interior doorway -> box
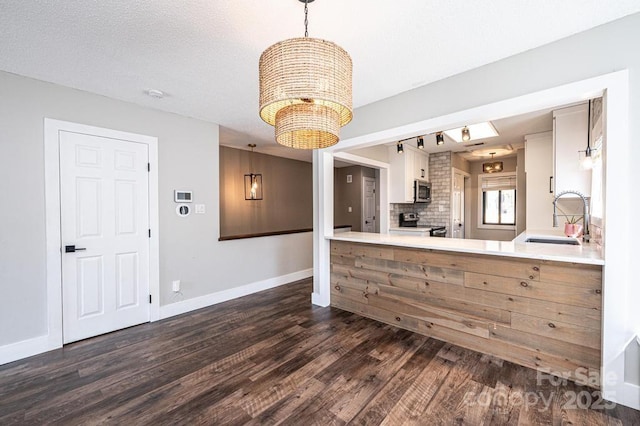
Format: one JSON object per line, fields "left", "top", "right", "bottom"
{"left": 333, "top": 162, "right": 380, "bottom": 232}
{"left": 59, "top": 130, "right": 151, "bottom": 343}
{"left": 44, "top": 119, "right": 160, "bottom": 348}
{"left": 362, "top": 176, "right": 376, "bottom": 232}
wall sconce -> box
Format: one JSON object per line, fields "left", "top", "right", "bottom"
{"left": 397, "top": 142, "right": 404, "bottom": 154}
{"left": 482, "top": 152, "right": 503, "bottom": 173}
{"left": 244, "top": 144, "right": 263, "bottom": 200}
{"left": 436, "top": 132, "right": 444, "bottom": 146}
{"left": 461, "top": 126, "right": 471, "bottom": 142}
{"left": 417, "top": 136, "right": 424, "bottom": 149}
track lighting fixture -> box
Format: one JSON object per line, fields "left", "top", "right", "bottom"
{"left": 461, "top": 126, "right": 471, "bottom": 142}
{"left": 397, "top": 142, "right": 404, "bottom": 154}
{"left": 417, "top": 136, "right": 424, "bottom": 149}
{"left": 436, "top": 132, "right": 444, "bottom": 146}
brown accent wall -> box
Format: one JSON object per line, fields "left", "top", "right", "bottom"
{"left": 334, "top": 166, "right": 378, "bottom": 232}
{"left": 219, "top": 146, "right": 312, "bottom": 238}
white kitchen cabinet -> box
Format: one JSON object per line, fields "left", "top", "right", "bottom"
{"left": 553, "top": 103, "right": 591, "bottom": 197}
{"left": 525, "top": 132, "right": 555, "bottom": 229}
{"left": 416, "top": 151, "right": 429, "bottom": 180}
{"left": 388, "top": 146, "right": 429, "bottom": 203}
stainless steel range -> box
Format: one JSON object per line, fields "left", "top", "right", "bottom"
{"left": 399, "top": 212, "right": 447, "bottom": 237}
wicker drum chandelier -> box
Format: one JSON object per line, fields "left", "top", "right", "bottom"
{"left": 259, "top": 0, "right": 353, "bottom": 149}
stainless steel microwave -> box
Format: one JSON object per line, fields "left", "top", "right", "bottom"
{"left": 414, "top": 179, "right": 431, "bottom": 203}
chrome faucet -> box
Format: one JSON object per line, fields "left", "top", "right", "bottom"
{"left": 553, "top": 190, "right": 590, "bottom": 243}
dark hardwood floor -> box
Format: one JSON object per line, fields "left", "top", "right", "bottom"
{"left": 1, "top": 279, "right": 638, "bottom": 425}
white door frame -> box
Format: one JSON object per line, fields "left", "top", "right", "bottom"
{"left": 361, "top": 176, "right": 376, "bottom": 232}
{"left": 44, "top": 119, "right": 160, "bottom": 350}
{"left": 450, "top": 167, "right": 470, "bottom": 238}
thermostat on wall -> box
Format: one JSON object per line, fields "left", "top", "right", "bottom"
{"left": 174, "top": 190, "right": 193, "bottom": 203}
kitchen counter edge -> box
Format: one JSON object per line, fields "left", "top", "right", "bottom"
{"left": 326, "top": 231, "right": 604, "bottom": 265}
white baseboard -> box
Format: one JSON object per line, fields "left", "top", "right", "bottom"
{"left": 311, "top": 291, "right": 330, "bottom": 307}
{"left": 0, "top": 334, "right": 57, "bottom": 366}
{"left": 607, "top": 382, "right": 640, "bottom": 411}
{"left": 159, "top": 268, "right": 313, "bottom": 320}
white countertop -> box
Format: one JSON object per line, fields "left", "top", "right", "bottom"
{"left": 327, "top": 230, "right": 604, "bottom": 265}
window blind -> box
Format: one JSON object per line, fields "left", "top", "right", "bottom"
{"left": 481, "top": 175, "right": 516, "bottom": 191}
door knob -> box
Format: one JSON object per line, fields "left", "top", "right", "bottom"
{"left": 65, "top": 245, "right": 87, "bottom": 253}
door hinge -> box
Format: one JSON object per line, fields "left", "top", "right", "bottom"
{"left": 147, "top": 162, "right": 150, "bottom": 172}
{"left": 149, "top": 294, "right": 152, "bottom": 304}
{"left": 148, "top": 229, "right": 151, "bottom": 238}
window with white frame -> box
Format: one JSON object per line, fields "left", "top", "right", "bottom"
{"left": 478, "top": 173, "right": 516, "bottom": 227}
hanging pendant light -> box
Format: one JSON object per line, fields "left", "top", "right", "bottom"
{"left": 580, "top": 100, "right": 595, "bottom": 170}
{"left": 482, "top": 152, "right": 503, "bottom": 173}
{"left": 244, "top": 144, "right": 263, "bottom": 200}
{"left": 259, "top": 0, "right": 353, "bottom": 149}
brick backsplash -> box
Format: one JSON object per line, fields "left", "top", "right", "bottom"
{"left": 390, "top": 151, "right": 452, "bottom": 235}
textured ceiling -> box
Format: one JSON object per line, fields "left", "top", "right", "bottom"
{"left": 1, "top": 1, "right": 639, "bottom": 161}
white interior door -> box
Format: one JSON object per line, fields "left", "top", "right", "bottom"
{"left": 362, "top": 177, "right": 376, "bottom": 232}
{"left": 59, "top": 130, "right": 150, "bottom": 343}
{"left": 452, "top": 171, "right": 465, "bottom": 239}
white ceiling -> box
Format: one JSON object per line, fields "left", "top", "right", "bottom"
{"left": 345, "top": 106, "right": 557, "bottom": 166}
{"left": 1, "top": 1, "right": 638, "bottom": 162}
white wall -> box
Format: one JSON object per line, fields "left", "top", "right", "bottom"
{"left": 0, "top": 71, "right": 312, "bottom": 349}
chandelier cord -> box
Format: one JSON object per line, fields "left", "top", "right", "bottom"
{"left": 303, "top": 0, "right": 309, "bottom": 37}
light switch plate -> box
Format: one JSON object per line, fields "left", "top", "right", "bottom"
{"left": 195, "top": 204, "right": 205, "bottom": 214}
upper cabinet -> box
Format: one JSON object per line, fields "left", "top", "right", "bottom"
{"left": 416, "top": 152, "right": 429, "bottom": 180}
{"left": 553, "top": 104, "right": 591, "bottom": 197}
{"left": 387, "top": 145, "right": 429, "bottom": 203}
{"left": 525, "top": 132, "right": 554, "bottom": 229}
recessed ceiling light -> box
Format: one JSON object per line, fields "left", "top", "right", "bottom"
{"left": 470, "top": 147, "right": 513, "bottom": 158}
{"left": 444, "top": 122, "right": 499, "bottom": 143}
{"left": 146, "top": 89, "right": 165, "bottom": 99}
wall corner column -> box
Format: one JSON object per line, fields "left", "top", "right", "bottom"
{"left": 312, "top": 150, "right": 333, "bottom": 307}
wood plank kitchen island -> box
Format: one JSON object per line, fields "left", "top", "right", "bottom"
{"left": 329, "top": 232, "right": 604, "bottom": 387}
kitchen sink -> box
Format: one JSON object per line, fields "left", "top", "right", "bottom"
{"left": 525, "top": 237, "right": 580, "bottom": 245}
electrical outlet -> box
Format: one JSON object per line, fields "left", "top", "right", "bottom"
{"left": 172, "top": 280, "right": 181, "bottom": 292}
{"left": 438, "top": 205, "right": 444, "bottom": 212}
{"left": 195, "top": 204, "right": 205, "bottom": 214}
